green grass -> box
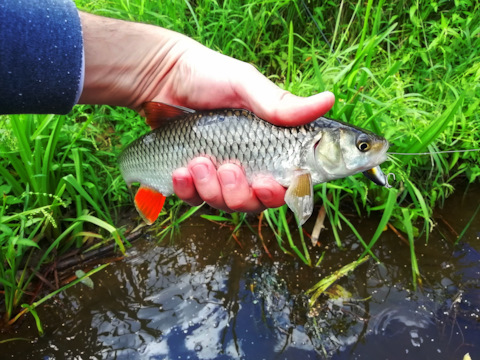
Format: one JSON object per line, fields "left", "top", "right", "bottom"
{"left": 1, "top": 0, "right": 479, "bottom": 331}
{"left": 0, "top": 109, "right": 128, "bottom": 325}
{"left": 78, "top": 0, "right": 479, "bottom": 292}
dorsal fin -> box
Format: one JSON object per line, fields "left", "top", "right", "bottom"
{"left": 143, "top": 101, "right": 196, "bottom": 129}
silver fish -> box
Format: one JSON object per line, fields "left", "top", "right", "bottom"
{"left": 119, "top": 102, "right": 390, "bottom": 225}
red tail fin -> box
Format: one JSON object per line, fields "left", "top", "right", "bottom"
{"left": 134, "top": 186, "right": 166, "bottom": 225}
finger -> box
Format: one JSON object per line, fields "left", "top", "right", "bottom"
{"left": 237, "top": 66, "right": 335, "bottom": 126}
{"left": 172, "top": 167, "right": 203, "bottom": 206}
{"left": 252, "top": 176, "right": 287, "bottom": 209}
{"left": 262, "top": 91, "right": 336, "bottom": 126}
{"left": 218, "top": 164, "right": 265, "bottom": 213}
{"left": 187, "top": 157, "right": 230, "bottom": 212}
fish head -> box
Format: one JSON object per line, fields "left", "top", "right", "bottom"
{"left": 311, "top": 121, "right": 389, "bottom": 181}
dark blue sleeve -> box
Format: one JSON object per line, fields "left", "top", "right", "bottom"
{"left": 0, "top": 0, "right": 84, "bottom": 115}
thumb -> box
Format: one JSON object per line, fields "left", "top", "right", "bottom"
{"left": 257, "top": 90, "right": 336, "bottom": 126}
{"left": 237, "top": 68, "right": 335, "bottom": 126}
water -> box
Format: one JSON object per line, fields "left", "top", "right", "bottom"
{"left": 2, "top": 185, "right": 480, "bottom": 359}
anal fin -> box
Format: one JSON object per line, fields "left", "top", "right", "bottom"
{"left": 284, "top": 169, "right": 314, "bottom": 226}
{"left": 134, "top": 185, "right": 166, "bottom": 225}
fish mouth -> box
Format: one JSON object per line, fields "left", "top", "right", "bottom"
{"left": 358, "top": 140, "right": 390, "bottom": 184}
{"left": 363, "top": 139, "right": 393, "bottom": 187}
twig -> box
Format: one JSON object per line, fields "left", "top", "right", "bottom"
{"left": 387, "top": 222, "right": 409, "bottom": 246}
{"left": 54, "top": 260, "right": 59, "bottom": 290}
{"left": 56, "top": 230, "right": 143, "bottom": 270}
{"left": 231, "top": 233, "right": 244, "bottom": 249}
{"left": 437, "top": 215, "right": 459, "bottom": 239}
{"left": 257, "top": 212, "right": 273, "bottom": 259}
{"left": 30, "top": 267, "right": 56, "bottom": 291}
{"left": 311, "top": 194, "right": 332, "bottom": 246}
{"left": 59, "top": 256, "right": 124, "bottom": 285}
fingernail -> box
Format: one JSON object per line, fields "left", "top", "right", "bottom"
{"left": 219, "top": 169, "right": 236, "bottom": 187}
{"left": 173, "top": 176, "right": 188, "bottom": 188}
{"left": 191, "top": 164, "right": 209, "bottom": 180}
{"left": 255, "top": 189, "right": 272, "bottom": 201}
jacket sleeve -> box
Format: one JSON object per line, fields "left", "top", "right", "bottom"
{"left": 0, "top": 0, "right": 84, "bottom": 114}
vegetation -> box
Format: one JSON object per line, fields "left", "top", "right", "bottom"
{"left": 1, "top": 0, "right": 479, "bottom": 331}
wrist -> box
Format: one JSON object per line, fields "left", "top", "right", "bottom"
{"left": 78, "top": 12, "right": 191, "bottom": 110}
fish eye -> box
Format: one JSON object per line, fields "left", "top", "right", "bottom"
{"left": 357, "top": 141, "right": 371, "bottom": 152}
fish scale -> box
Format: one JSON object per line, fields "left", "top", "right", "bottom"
{"left": 120, "top": 110, "right": 316, "bottom": 196}
{"left": 119, "top": 102, "right": 390, "bottom": 225}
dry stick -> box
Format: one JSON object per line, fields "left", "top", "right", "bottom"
{"left": 257, "top": 212, "right": 273, "bottom": 259}
{"left": 311, "top": 193, "right": 333, "bottom": 246}
{"left": 59, "top": 256, "right": 124, "bottom": 286}
{"left": 54, "top": 261, "right": 60, "bottom": 290}
{"left": 437, "top": 215, "right": 459, "bottom": 239}
{"left": 387, "top": 222, "right": 409, "bottom": 246}
{"left": 302, "top": 228, "right": 312, "bottom": 240}
{"left": 231, "top": 233, "right": 244, "bottom": 249}
{"left": 30, "top": 267, "right": 56, "bottom": 291}
{"left": 55, "top": 230, "right": 143, "bottom": 270}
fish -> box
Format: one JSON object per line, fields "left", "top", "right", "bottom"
{"left": 119, "top": 102, "right": 390, "bottom": 225}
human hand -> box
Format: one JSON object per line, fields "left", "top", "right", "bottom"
{"left": 172, "top": 158, "right": 289, "bottom": 213}
{"left": 78, "top": 12, "right": 335, "bottom": 212}
{"left": 162, "top": 41, "right": 334, "bottom": 212}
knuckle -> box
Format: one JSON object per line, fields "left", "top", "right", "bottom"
{"left": 185, "top": 198, "right": 203, "bottom": 207}
{"left": 225, "top": 199, "right": 248, "bottom": 212}
{"left": 202, "top": 192, "right": 223, "bottom": 204}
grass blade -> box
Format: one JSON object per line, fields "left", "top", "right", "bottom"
{"left": 407, "top": 92, "right": 465, "bottom": 153}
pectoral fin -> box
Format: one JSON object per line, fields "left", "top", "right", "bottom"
{"left": 134, "top": 185, "right": 166, "bottom": 225}
{"left": 284, "top": 169, "right": 314, "bottom": 226}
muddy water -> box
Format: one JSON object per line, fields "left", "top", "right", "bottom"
{"left": 3, "top": 184, "right": 480, "bottom": 359}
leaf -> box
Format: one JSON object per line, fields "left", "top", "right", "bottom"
{"left": 21, "top": 305, "right": 44, "bottom": 336}
{"left": 0, "top": 337, "right": 30, "bottom": 344}
{"left": 402, "top": 208, "right": 420, "bottom": 288}
{"left": 62, "top": 175, "right": 108, "bottom": 220}
{"left": 326, "top": 284, "right": 353, "bottom": 300}
{"left": 0, "top": 224, "right": 13, "bottom": 236}
{"left": 0, "top": 184, "right": 12, "bottom": 195}
{"left": 75, "top": 270, "right": 94, "bottom": 289}
{"left": 14, "top": 238, "right": 40, "bottom": 249}
{"left": 76, "top": 215, "right": 125, "bottom": 254}
{"left": 306, "top": 256, "right": 370, "bottom": 307}
{"left": 201, "top": 214, "right": 231, "bottom": 222}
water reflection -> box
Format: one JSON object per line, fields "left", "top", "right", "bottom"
{"left": 75, "top": 236, "right": 480, "bottom": 360}
{"left": 83, "top": 236, "right": 319, "bottom": 359}
{"left": 2, "top": 186, "right": 480, "bottom": 359}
